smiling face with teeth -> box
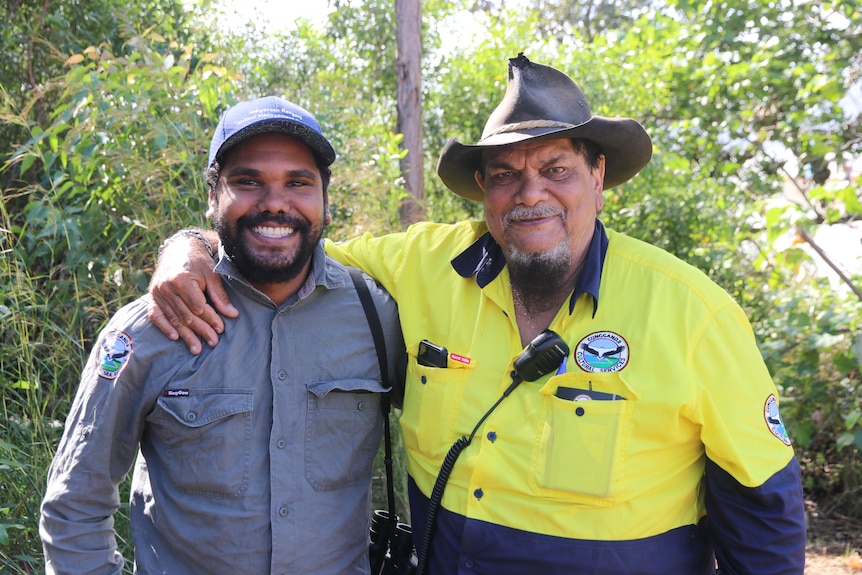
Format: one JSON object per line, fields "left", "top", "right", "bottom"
{"left": 207, "top": 133, "right": 331, "bottom": 304}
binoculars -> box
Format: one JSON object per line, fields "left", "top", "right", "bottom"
{"left": 369, "top": 509, "right": 418, "bottom": 575}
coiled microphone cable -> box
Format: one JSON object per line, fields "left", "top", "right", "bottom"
{"left": 414, "top": 330, "right": 569, "bottom": 575}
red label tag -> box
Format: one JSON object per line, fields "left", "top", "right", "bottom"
{"left": 449, "top": 353, "right": 471, "bottom": 365}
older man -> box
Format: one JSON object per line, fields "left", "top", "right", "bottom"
{"left": 149, "top": 54, "right": 806, "bottom": 574}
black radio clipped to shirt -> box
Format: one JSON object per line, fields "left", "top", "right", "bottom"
{"left": 417, "top": 340, "right": 448, "bottom": 368}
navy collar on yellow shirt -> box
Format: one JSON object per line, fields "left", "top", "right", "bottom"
{"left": 450, "top": 219, "right": 608, "bottom": 316}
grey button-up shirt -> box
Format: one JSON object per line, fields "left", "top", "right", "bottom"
{"left": 40, "top": 241, "right": 402, "bottom": 575}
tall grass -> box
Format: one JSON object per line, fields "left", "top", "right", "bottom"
{"left": 0, "top": 204, "right": 123, "bottom": 573}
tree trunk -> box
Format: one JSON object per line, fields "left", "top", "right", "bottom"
{"left": 395, "top": 0, "right": 425, "bottom": 226}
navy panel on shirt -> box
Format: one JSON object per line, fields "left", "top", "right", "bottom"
{"left": 408, "top": 477, "right": 716, "bottom": 575}
{"left": 705, "top": 457, "right": 806, "bottom": 575}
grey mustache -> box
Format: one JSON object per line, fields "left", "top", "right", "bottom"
{"left": 504, "top": 206, "right": 563, "bottom": 225}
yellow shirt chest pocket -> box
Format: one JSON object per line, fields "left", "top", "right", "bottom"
{"left": 401, "top": 342, "right": 475, "bottom": 464}
{"left": 529, "top": 372, "right": 635, "bottom": 502}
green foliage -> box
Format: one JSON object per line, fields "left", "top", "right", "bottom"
{"left": 759, "top": 289, "right": 862, "bottom": 516}
{"left": 1, "top": 0, "right": 861, "bottom": 571}
{"left": 0, "top": 18, "right": 233, "bottom": 573}
{"left": 527, "top": 0, "right": 646, "bottom": 41}
{"left": 0, "top": 0, "right": 203, "bottom": 186}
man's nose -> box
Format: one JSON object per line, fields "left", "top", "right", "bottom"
{"left": 515, "top": 172, "right": 549, "bottom": 206}
{"left": 258, "top": 185, "right": 292, "bottom": 213}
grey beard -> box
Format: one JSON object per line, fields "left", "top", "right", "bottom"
{"left": 507, "top": 241, "right": 572, "bottom": 314}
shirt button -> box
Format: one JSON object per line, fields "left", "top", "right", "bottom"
{"left": 576, "top": 407, "right": 585, "bottom": 416}
{"left": 277, "top": 370, "right": 287, "bottom": 380}
{"left": 277, "top": 439, "right": 286, "bottom": 449}
{"left": 421, "top": 375, "right": 427, "bottom": 384}
{"left": 357, "top": 401, "right": 366, "bottom": 411}
{"left": 473, "top": 488, "right": 483, "bottom": 499}
{"left": 465, "top": 559, "right": 475, "bottom": 568}
{"left": 185, "top": 412, "right": 197, "bottom": 422}
{"left": 486, "top": 431, "right": 497, "bottom": 442}
{"left": 278, "top": 506, "right": 288, "bottom": 517}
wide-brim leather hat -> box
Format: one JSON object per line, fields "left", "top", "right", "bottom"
{"left": 437, "top": 53, "right": 652, "bottom": 202}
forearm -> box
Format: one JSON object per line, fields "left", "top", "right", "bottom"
{"left": 157, "top": 227, "right": 217, "bottom": 262}
{"left": 41, "top": 419, "right": 126, "bottom": 573}
{"left": 705, "top": 457, "right": 806, "bottom": 574}
{"left": 41, "top": 503, "right": 124, "bottom": 575}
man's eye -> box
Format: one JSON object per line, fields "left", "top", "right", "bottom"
{"left": 545, "top": 167, "right": 568, "bottom": 179}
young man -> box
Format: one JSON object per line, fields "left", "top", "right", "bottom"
{"left": 149, "top": 56, "right": 806, "bottom": 574}
{"left": 40, "top": 96, "right": 402, "bottom": 575}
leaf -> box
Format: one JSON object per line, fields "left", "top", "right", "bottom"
{"left": 19, "top": 152, "right": 37, "bottom": 174}
{"left": 65, "top": 53, "right": 85, "bottom": 66}
{"left": 834, "top": 352, "right": 857, "bottom": 374}
{"left": 810, "top": 332, "right": 845, "bottom": 349}
{"left": 837, "top": 432, "right": 856, "bottom": 450}
{"left": 841, "top": 186, "right": 862, "bottom": 216}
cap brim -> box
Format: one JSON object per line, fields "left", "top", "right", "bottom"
{"left": 437, "top": 117, "right": 652, "bottom": 202}
{"left": 215, "top": 119, "right": 336, "bottom": 167}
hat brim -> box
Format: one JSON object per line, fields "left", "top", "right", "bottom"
{"left": 437, "top": 116, "right": 652, "bottom": 202}
{"left": 214, "top": 119, "right": 336, "bottom": 167}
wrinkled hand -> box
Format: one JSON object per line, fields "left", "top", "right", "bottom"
{"left": 147, "top": 232, "right": 237, "bottom": 354}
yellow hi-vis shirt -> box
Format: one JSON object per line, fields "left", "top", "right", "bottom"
{"left": 326, "top": 219, "right": 803, "bottom": 572}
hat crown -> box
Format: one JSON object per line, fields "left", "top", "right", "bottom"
{"left": 481, "top": 53, "right": 592, "bottom": 141}
{"left": 436, "top": 53, "right": 652, "bottom": 202}
{"left": 208, "top": 96, "right": 335, "bottom": 167}
{"left": 221, "top": 96, "right": 321, "bottom": 135}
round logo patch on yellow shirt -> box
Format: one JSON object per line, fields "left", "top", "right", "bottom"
{"left": 574, "top": 331, "right": 630, "bottom": 373}
{"left": 765, "top": 394, "right": 792, "bottom": 445}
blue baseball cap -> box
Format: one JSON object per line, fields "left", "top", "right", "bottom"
{"left": 208, "top": 96, "right": 336, "bottom": 168}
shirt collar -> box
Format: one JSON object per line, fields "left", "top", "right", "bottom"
{"left": 450, "top": 220, "right": 608, "bottom": 316}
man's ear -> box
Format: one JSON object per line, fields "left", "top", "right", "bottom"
{"left": 474, "top": 170, "right": 485, "bottom": 192}
{"left": 205, "top": 188, "right": 217, "bottom": 218}
{"left": 593, "top": 155, "right": 606, "bottom": 212}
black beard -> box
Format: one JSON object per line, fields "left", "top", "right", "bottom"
{"left": 214, "top": 213, "right": 325, "bottom": 285}
{"left": 507, "top": 243, "right": 573, "bottom": 314}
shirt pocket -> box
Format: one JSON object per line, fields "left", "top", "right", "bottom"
{"left": 400, "top": 353, "right": 473, "bottom": 464}
{"left": 305, "top": 379, "right": 385, "bottom": 491}
{"left": 152, "top": 389, "right": 254, "bottom": 498}
{"left": 529, "top": 372, "right": 635, "bottom": 502}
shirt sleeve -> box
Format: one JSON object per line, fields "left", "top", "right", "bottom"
{"left": 706, "top": 457, "right": 806, "bottom": 575}
{"left": 40, "top": 304, "right": 163, "bottom": 575}
{"left": 324, "top": 231, "right": 408, "bottom": 299}
{"left": 691, "top": 303, "right": 806, "bottom": 574}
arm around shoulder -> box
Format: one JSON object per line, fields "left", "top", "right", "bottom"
{"left": 148, "top": 228, "right": 236, "bottom": 354}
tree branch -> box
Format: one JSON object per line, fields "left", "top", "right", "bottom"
{"left": 797, "top": 226, "right": 862, "bottom": 302}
